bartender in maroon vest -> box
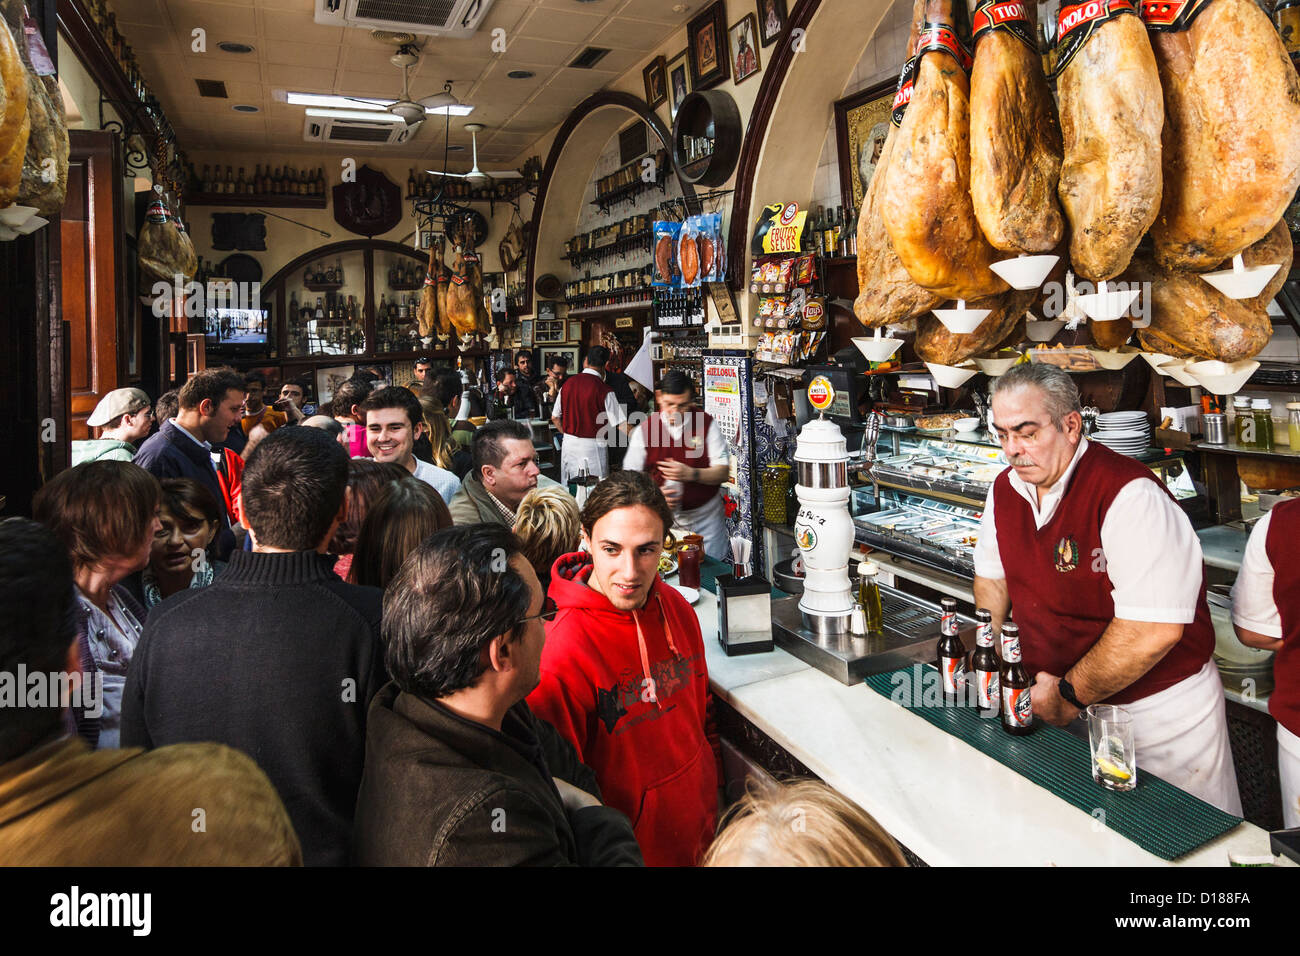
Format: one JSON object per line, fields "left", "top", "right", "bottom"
{"left": 551, "top": 345, "right": 628, "bottom": 483}
{"left": 1231, "top": 496, "right": 1300, "bottom": 826}
{"left": 623, "top": 370, "right": 731, "bottom": 560}
{"left": 972, "top": 364, "right": 1240, "bottom": 813}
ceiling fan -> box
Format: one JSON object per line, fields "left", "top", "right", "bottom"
{"left": 429, "top": 124, "right": 524, "bottom": 188}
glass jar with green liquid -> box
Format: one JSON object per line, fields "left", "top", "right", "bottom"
{"left": 857, "top": 560, "right": 884, "bottom": 635}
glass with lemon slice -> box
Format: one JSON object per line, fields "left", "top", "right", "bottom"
{"left": 1087, "top": 704, "right": 1137, "bottom": 792}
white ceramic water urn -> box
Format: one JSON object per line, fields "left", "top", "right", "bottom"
{"left": 793, "top": 412, "right": 855, "bottom": 634}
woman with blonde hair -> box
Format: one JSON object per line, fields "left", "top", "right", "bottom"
{"left": 417, "top": 394, "right": 471, "bottom": 478}
{"left": 512, "top": 485, "right": 581, "bottom": 591}
{"left": 703, "top": 779, "right": 907, "bottom": 867}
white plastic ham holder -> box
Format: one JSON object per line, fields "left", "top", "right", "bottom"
{"left": 1159, "top": 360, "right": 1201, "bottom": 387}
{"left": 931, "top": 300, "right": 991, "bottom": 334}
{"left": 851, "top": 327, "right": 903, "bottom": 363}
{"left": 1139, "top": 351, "right": 1179, "bottom": 376}
{"left": 924, "top": 361, "right": 978, "bottom": 388}
{"left": 1184, "top": 359, "right": 1260, "bottom": 395}
{"left": 0, "top": 205, "right": 38, "bottom": 228}
{"left": 1076, "top": 277, "right": 1140, "bottom": 323}
{"left": 1201, "top": 253, "right": 1281, "bottom": 300}
{"left": 973, "top": 351, "right": 1021, "bottom": 377}
{"left": 1087, "top": 345, "right": 1141, "bottom": 371}
{"left": 989, "top": 253, "right": 1059, "bottom": 291}
{"left": 1025, "top": 315, "right": 1067, "bottom": 342}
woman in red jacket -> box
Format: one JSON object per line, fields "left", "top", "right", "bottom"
{"left": 528, "top": 470, "right": 720, "bottom": 866}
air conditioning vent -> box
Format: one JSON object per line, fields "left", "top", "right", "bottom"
{"left": 568, "top": 46, "right": 611, "bottom": 69}
{"left": 303, "top": 116, "right": 415, "bottom": 146}
{"left": 314, "top": 0, "right": 495, "bottom": 38}
{"left": 196, "top": 79, "right": 228, "bottom": 98}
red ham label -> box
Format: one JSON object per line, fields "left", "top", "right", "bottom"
{"left": 914, "top": 23, "right": 973, "bottom": 73}
{"left": 972, "top": 0, "right": 1038, "bottom": 49}
{"left": 1054, "top": 0, "right": 1139, "bottom": 76}
{"left": 890, "top": 55, "right": 918, "bottom": 126}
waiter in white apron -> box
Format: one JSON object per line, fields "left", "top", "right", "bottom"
{"left": 972, "top": 363, "right": 1241, "bottom": 814}
{"left": 551, "top": 345, "right": 627, "bottom": 484}
{"left": 623, "top": 369, "right": 731, "bottom": 561}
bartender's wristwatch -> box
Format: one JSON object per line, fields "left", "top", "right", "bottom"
{"left": 1058, "top": 677, "right": 1087, "bottom": 712}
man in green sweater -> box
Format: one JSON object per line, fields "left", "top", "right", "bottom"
{"left": 71, "top": 388, "right": 154, "bottom": 465}
{"left": 448, "top": 419, "right": 563, "bottom": 527}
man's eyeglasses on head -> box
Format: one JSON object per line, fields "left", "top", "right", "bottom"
{"left": 517, "top": 596, "right": 558, "bottom": 626}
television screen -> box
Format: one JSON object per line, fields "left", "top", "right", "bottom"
{"left": 206, "top": 308, "right": 268, "bottom": 346}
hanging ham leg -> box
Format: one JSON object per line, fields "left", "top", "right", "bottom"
{"left": 417, "top": 244, "right": 438, "bottom": 340}
{"left": 444, "top": 244, "right": 482, "bottom": 349}
{"left": 881, "top": 0, "right": 1008, "bottom": 301}
{"left": 1056, "top": 6, "right": 1163, "bottom": 281}
{"left": 1149, "top": 0, "right": 1300, "bottom": 270}
{"left": 968, "top": 0, "right": 1063, "bottom": 253}
{"left": 853, "top": 7, "right": 942, "bottom": 328}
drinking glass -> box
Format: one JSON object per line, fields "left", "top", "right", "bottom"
{"left": 677, "top": 534, "right": 703, "bottom": 590}
{"left": 1087, "top": 704, "right": 1137, "bottom": 792}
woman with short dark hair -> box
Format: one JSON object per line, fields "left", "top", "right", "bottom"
{"left": 125, "top": 478, "right": 225, "bottom": 611}
{"left": 32, "top": 461, "right": 162, "bottom": 748}
{"left": 349, "top": 476, "right": 453, "bottom": 590}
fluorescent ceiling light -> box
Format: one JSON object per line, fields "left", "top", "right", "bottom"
{"left": 288, "top": 90, "right": 473, "bottom": 116}
{"left": 305, "top": 107, "right": 407, "bottom": 123}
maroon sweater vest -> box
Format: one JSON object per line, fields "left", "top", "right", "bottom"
{"left": 992, "top": 441, "right": 1213, "bottom": 705}
{"left": 1265, "top": 498, "right": 1300, "bottom": 737}
{"left": 642, "top": 409, "right": 717, "bottom": 511}
{"left": 559, "top": 372, "right": 612, "bottom": 439}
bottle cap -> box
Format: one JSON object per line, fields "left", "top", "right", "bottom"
{"left": 1251, "top": 398, "right": 1271, "bottom": 410}
{"left": 858, "top": 560, "right": 878, "bottom": 576}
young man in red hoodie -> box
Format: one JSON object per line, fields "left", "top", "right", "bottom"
{"left": 528, "top": 470, "right": 720, "bottom": 866}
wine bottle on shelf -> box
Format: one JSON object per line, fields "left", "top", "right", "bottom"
{"left": 336, "top": 259, "right": 344, "bottom": 285}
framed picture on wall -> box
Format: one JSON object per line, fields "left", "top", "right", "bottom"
{"left": 834, "top": 78, "right": 896, "bottom": 213}
{"left": 567, "top": 319, "right": 582, "bottom": 343}
{"left": 316, "top": 364, "right": 356, "bottom": 409}
{"left": 667, "top": 50, "right": 691, "bottom": 119}
{"left": 687, "top": 1, "right": 730, "bottom": 91}
{"left": 542, "top": 346, "right": 580, "bottom": 376}
{"left": 728, "top": 14, "right": 762, "bottom": 84}
{"left": 756, "top": 0, "right": 788, "bottom": 46}
{"left": 643, "top": 56, "right": 668, "bottom": 109}
{"left": 521, "top": 319, "right": 534, "bottom": 348}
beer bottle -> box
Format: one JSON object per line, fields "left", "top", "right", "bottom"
{"left": 971, "top": 608, "right": 1000, "bottom": 716}
{"left": 1000, "top": 621, "right": 1033, "bottom": 735}
{"left": 936, "top": 597, "right": 967, "bottom": 704}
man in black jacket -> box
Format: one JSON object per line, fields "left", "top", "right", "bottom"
{"left": 122, "top": 427, "right": 386, "bottom": 866}
{"left": 133, "top": 367, "right": 246, "bottom": 560}
{"left": 353, "top": 524, "right": 642, "bottom": 866}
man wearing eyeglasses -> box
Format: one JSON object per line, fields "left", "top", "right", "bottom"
{"left": 972, "top": 363, "right": 1240, "bottom": 813}
{"left": 352, "top": 524, "right": 642, "bottom": 866}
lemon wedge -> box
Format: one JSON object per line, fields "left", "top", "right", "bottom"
{"left": 1096, "top": 757, "right": 1132, "bottom": 781}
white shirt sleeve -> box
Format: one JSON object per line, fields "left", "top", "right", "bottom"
{"left": 1231, "top": 510, "right": 1282, "bottom": 638}
{"left": 973, "top": 483, "right": 1004, "bottom": 580}
{"left": 705, "top": 419, "right": 730, "bottom": 466}
{"left": 623, "top": 424, "right": 646, "bottom": 472}
{"left": 604, "top": 389, "right": 627, "bottom": 427}
{"left": 550, "top": 389, "right": 563, "bottom": 421}
{"left": 1101, "top": 478, "right": 1203, "bottom": 624}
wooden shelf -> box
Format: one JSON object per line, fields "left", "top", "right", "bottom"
{"left": 566, "top": 299, "right": 654, "bottom": 317}
{"left": 187, "top": 192, "right": 326, "bottom": 209}
{"left": 1194, "top": 439, "right": 1300, "bottom": 463}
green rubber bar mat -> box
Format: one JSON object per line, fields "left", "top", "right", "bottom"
{"left": 863, "top": 666, "right": 1243, "bottom": 860}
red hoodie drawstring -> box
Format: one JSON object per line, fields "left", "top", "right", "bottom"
{"left": 631, "top": 587, "right": 685, "bottom": 711}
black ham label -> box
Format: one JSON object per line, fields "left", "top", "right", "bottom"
{"left": 972, "top": 0, "right": 1038, "bottom": 50}
{"left": 1054, "top": 0, "right": 1140, "bottom": 75}
{"left": 890, "top": 55, "right": 918, "bottom": 126}
{"left": 1139, "top": 0, "right": 1213, "bottom": 31}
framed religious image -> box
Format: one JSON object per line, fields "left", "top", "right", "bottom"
{"left": 687, "top": 2, "right": 730, "bottom": 91}
{"left": 542, "top": 346, "right": 579, "bottom": 376}
{"left": 643, "top": 56, "right": 668, "bottom": 109}
{"left": 756, "top": 0, "right": 788, "bottom": 46}
{"left": 521, "top": 319, "right": 534, "bottom": 348}
{"left": 834, "top": 78, "right": 896, "bottom": 213}
{"left": 728, "top": 14, "right": 762, "bottom": 84}
{"left": 667, "top": 50, "right": 691, "bottom": 119}
{"left": 316, "top": 364, "right": 356, "bottom": 409}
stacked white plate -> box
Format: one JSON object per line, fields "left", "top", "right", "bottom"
{"left": 1093, "top": 411, "right": 1150, "bottom": 456}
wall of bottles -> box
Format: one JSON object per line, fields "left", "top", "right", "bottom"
{"left": 285, "top": 250, "right": 366, "bottom": 357}
{"left": 191, "top": 163, "right": 326, "bottom": 198}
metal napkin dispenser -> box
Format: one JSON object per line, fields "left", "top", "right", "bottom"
{"left": 716, "top": 573, "right": 774, "bottom": 656}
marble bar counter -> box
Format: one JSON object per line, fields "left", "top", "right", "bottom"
{"left": 689, "top": 585, "right": 1288, "bottom": 867}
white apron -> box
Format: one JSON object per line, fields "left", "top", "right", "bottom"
{"left": 1119, "top": 660, "right": 1242, "bottom": 815}
{"left": 675, "top": 493, "right": 729, "bottom": 562}
{"left": 1279, "top": 724, "right": 1300, "bottom": 828}
{"left": 560, "top": 435, "right": 609, "bottom": 484}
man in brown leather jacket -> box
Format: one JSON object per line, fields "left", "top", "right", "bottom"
{"left": 352, "top": 524, "right": 642, "bottom": 866}
{"left": 0, "top": 518, "right": 300, "bottom": 866}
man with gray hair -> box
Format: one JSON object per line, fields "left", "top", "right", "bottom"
{"left": 973, "top": 362, "right": 1240, "bottom": 813}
